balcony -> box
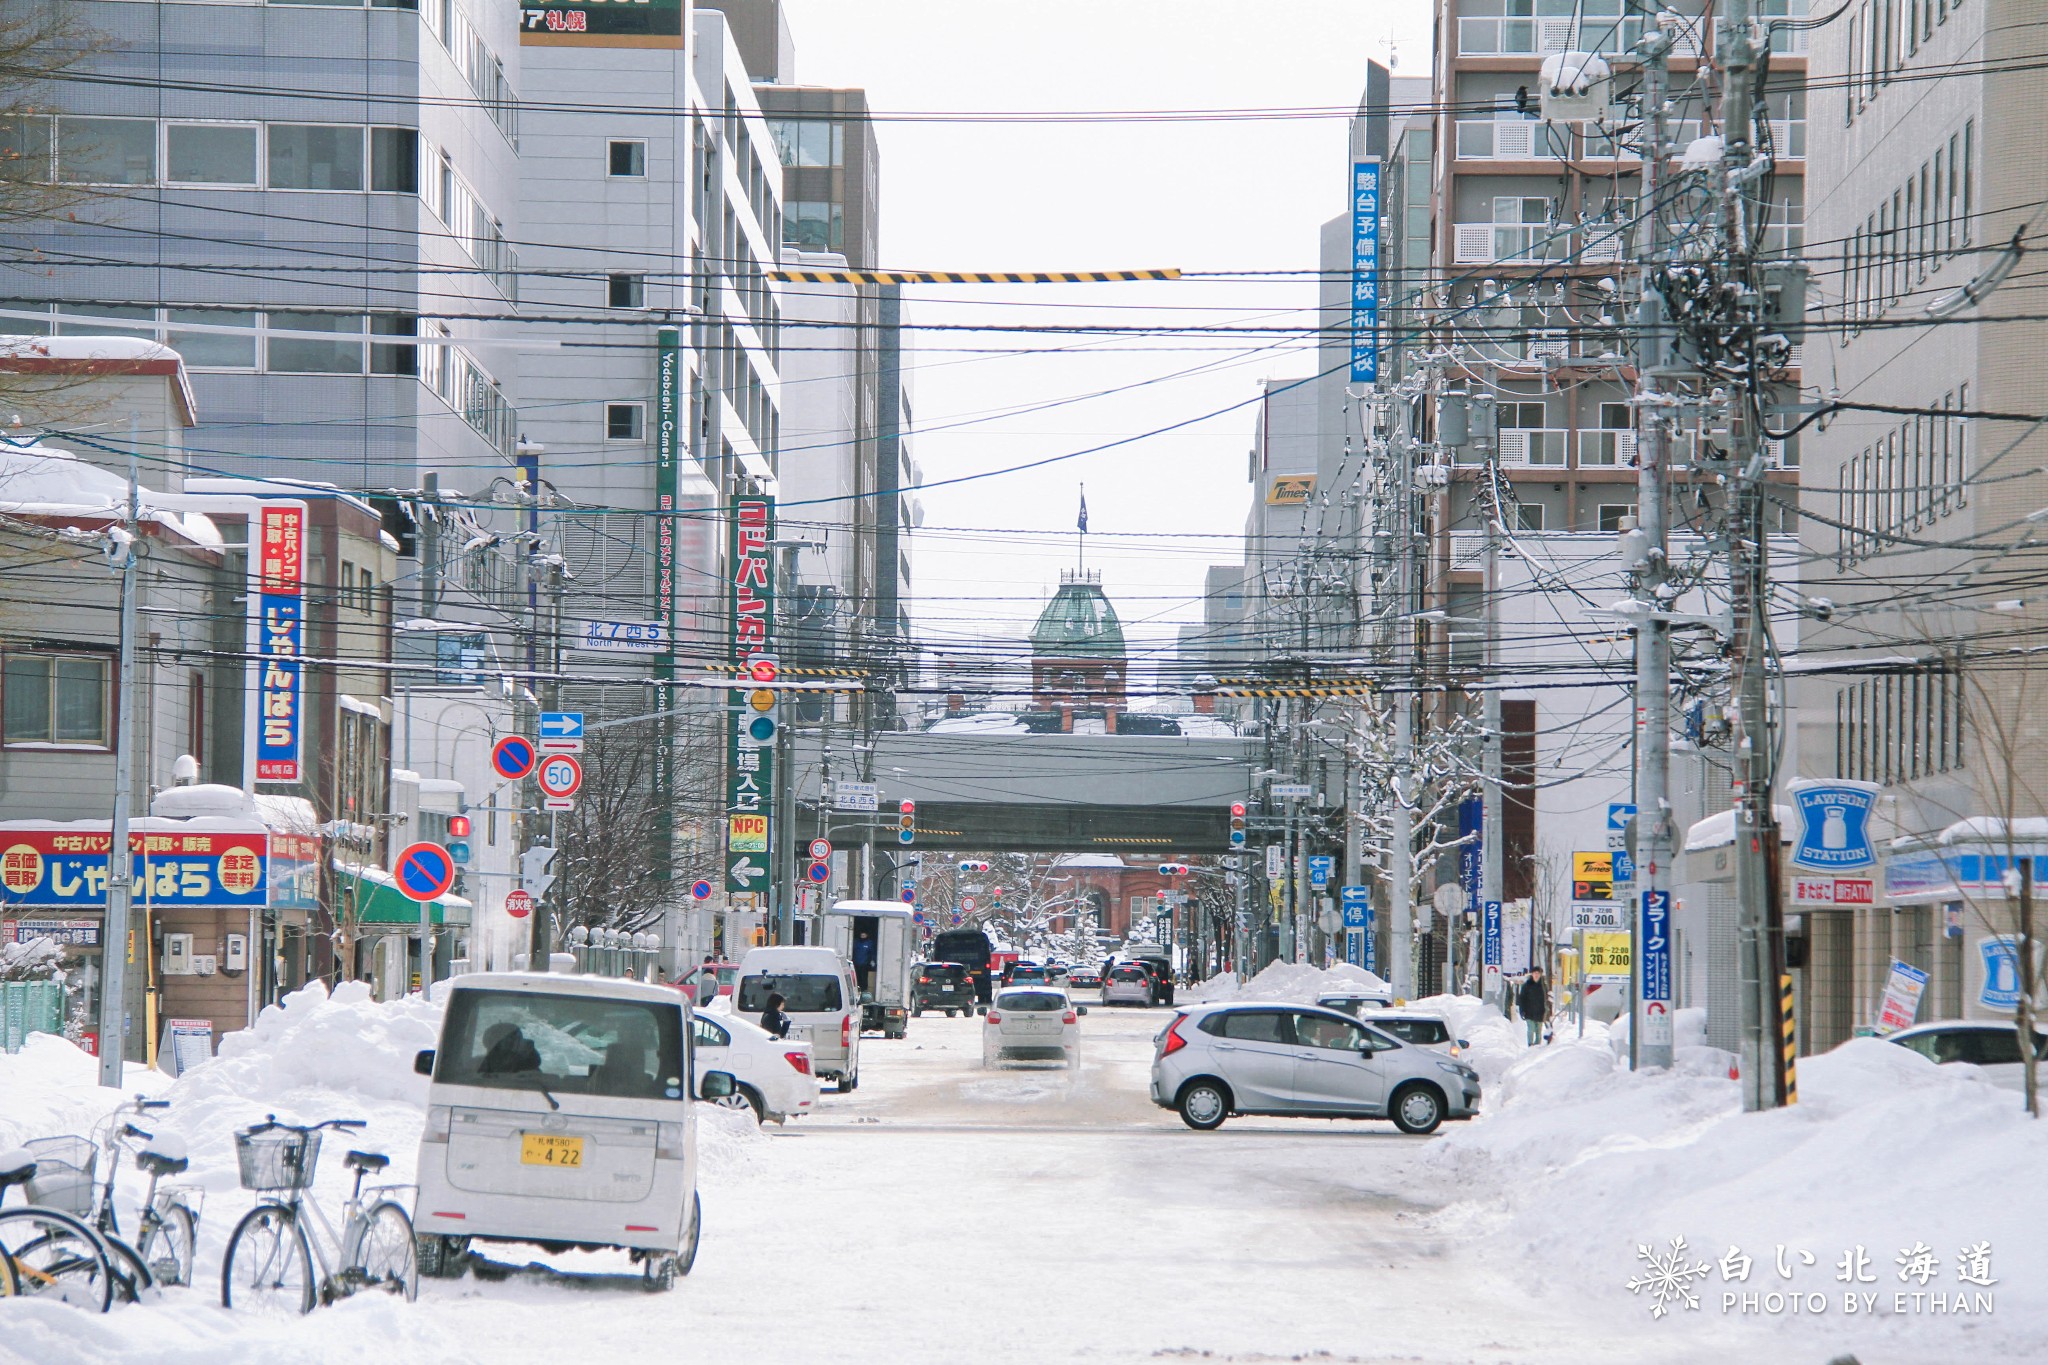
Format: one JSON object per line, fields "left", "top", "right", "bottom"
{"left": 1498, "top": 428, "right": 1570, "bottom": 467}
{"left": 1455, "top": 117, "right": 1573, "bottom": 161}
{"left": 1456, "top": 15, "right": 1702, "bottom": 58}
{"left": 1453, "top": 221, "right": 1575, "bottom": 265}
{"left": 1578, "top": 430, "right": 1638, "bottom": 467}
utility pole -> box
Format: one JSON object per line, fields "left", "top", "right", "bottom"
{"left": 1630, "top": 18, "right": 1679, "bottom": 1072}
{"left": 97, "top": 440, "right": 142, "bottom": 1085}
{"left": 1711, "top": 0, "right": 1787, "bottom": 1110}
{"left": 1474, "top": 393, "right": 1501, "bottom": 1004}
{"left": 531, "top": 555, "right": 565, "bottom": 973}
{"left": 1387, "top": 394, "right": 1419, "bottom": 999}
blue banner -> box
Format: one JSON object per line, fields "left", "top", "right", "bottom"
{"left": 1349, "top": 161, "right": 1381, "bottom": 383}
{"left": 1459, "top": 796, "right": 1483, "bottom": 917}
{"left": 1483, "top": 899, "right": 1502, "bottom": 968}
{"left": 256, "top": 593, "right": 303, "bottom": 782}
{"left": 1641, "top": 889, "right": 1673, "bottom": 1004}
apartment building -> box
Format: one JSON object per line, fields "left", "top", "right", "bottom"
{"left": 1794, "top": 0, "right": 2048, "bottom": 1043}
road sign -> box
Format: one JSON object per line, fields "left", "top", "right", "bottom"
{"left": 1339, "top": 885, "right": 1370, "bottom": 928}
{"left": 729, "top": 855, "right": 765, "bottom": 890}
{"left": 689, "top": 879, "right": 713, "bottom": 901}
{"left": 491, "top": 735, "right": 538, "bottom": 781}
{"left": 833, "top": 781, "right": 878, "bottom": 812}
{"left": 1612, "top": 850, "right": 1636, "bottom": 884}
{"left": 1307, "top": 855, "right": 1334, "bottom": 890}
{"left": 504, "top": 889, "right": 534, "bottom": 920}
{"left": 578, "top": 620, "right": 666, "bottom": 653}
{"left": 808, "top": 838, "right": 832, "bottom": 861}
{"left": 538, "top": 711, "right": 585, "bottom": 753}
{"left": 902, "top": 887, "right": 916, "bottom": 904}
{"left": 960, "top": 895, "right": 979, "bottom": 913}
{"left": 806, "top": 860, "right": 831, "bottom": 884}
{"left": 1607, "top": 803, "right": 1637, "bottom": 833}
{"left": 1570, "top": 902, "right": 1626, "bottom": 930}
{"left": 1270, "top": 783, "right": 1312, "bottom": 799}
{"left": 1583, "top": 931, "right": 1631, "bottom": 984}
{"left": 537, "top": 754, "right": 583, "bottom": 801}
{"left": 393, "top": 842, "right": 456, "bottom": 903}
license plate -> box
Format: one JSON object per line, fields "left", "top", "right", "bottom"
{"left": 520, "top": 1133, "right": 585, "bottom": 1168}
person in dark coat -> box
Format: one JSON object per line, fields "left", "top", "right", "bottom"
{"left": 1516, "top": 968, "right": 1550, "bottom": 1046}
{"left": 759, "top": 991, "right": 792, "bottom": 1040}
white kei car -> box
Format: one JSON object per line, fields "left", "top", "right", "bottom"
{"left": 982, "top": 987, "right": 1083, "bottom": 1068}
{"left": 691, "top": 1008, "right": 819, "bottom": 1123}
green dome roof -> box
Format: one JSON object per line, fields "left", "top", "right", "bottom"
{"left": 1031, "top": 572, "right": 1126, "bottom": 659}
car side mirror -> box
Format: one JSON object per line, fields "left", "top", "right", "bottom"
{"left": 1458, "top": 1039, "right": 1470, "bottom": 1050}
{"left": 1076, "top": 1005, "right": 1089, "bottom": 1016}
{"left": 414, "top": 1049, "right": 435, "bottom": 1076}
{"left": 701, "top": 1071, "right": 735, "bottom": 1100}
{"left": 861, "top": 991, "right": 875, "bottom": 1004}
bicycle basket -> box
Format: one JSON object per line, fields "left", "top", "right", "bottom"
{"left": 235, "top": 1128, "right": 322, "bottom": 1192}
{"left": 22, "top": 1135, "right": 99, "bottom": 1217}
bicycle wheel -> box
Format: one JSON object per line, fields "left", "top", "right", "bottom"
{"left": 137, "top": 1201, "right": 197, "bottom": 1288}
{"left": 0, "top": 1207, "right": 114, "bottom": 1312}
{"left": 221, "top": 1203, "right": 314, "bottom": 1315}
{"left": 100, "top": 1232, "right": 157, "bottom": 1304}
{"left": 343, "top": 1201, "right": 417, "bottom": 1303}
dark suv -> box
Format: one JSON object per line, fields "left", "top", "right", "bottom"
{"left": 912, "top": 961, "right": 976, "bottom": 1017}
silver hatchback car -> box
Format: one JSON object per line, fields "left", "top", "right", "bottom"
{"left": 1149, "top": 1002, "right": 1481, "bottom": 1134}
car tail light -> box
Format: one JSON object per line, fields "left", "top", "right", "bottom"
{"left": 841, "top": 1016, "right": 851, "bottom": 1048}
{"left": 1161, "top": 1015, "right": 1189, "bottom": 1056}
{"left": 422, "top": 1105, "right": 452, "bottom": 1142}
{"left": 656, "top": 1122, "right": 688, "bottom": 1159}
{"left": 985, "top": 1012, "right": 1001, "bottom": 1025}
{"left": 918, "top": 976, "right": 930, "bottom": 984}
{"left": 784, "top": 1051, "right": 812, "bottom": 1075}
{"left": 1062, "top": 1011, "right": 1077, "bottom": 1025}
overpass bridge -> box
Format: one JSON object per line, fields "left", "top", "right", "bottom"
{"left": 788, "top": 730, "right": 1263, "bottom": 854}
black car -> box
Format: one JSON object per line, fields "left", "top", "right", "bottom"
{"left": 932, "top": 928, "right": 996, "bottom": 1003}
{"left": 912, "top": 961, "right": 977, "bottom": 1017}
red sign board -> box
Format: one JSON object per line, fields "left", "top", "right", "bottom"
{"left": 504, "top": 889, "right": 534, "bottom": 920}
{"left": 1790, "top": 876, "right": 1875, "bottom": 907}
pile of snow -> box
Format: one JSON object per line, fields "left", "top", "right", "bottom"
{"left": 1184, "top": 960, "right": 1392, "bottom": 1005}
{"left": 0, "top": 1033, "right": 167, "bottom": 1152}
{"left": 1423, "top": 1032, "right": 2048, "bottom": 1352}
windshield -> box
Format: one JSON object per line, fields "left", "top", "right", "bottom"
{"left": 996, "top": 992, "right": 1065, "bottom": 1012}
{"left": 436, "top": 988, "right": 686, "bottom": 1102}
{"left": 1374, "top": 1018, "right": 1450, "bottom": 1046}
{"left": 737, "top": 973, "right": 844, "bottom": 1014}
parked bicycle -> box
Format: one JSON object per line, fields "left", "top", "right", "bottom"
{"left": 12, "top": 1096, "right": 201, "bottom": 1303}
{"left": 0, "top": 1148, "right": 116, "bottom": 1312}
{"left": 220, "top": 1116, "right": 418, "bottom": 1314}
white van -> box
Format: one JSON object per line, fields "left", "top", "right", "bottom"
{"left": 733, "top": 945, "right": 862, "bottom": 1092}
{"left": 411, "top": 972, "right": 735, "bottom": 1289}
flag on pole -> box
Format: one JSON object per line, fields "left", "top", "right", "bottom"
{"left": 1077, "top": 486, "right": 1089, "bottom": 533}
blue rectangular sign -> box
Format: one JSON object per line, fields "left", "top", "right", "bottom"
{"left": 1349, "top": 161, "right": 1380, "bottom": 383}
{"left": 540, "top": 711, "right": 585, "bottom": 739}
{"left": 255, "top": 593, "right": 302, "bottom": 782}
{"left": 1483, "top": 899, "right": 1503, "bottom": 967}
{"left": 1339, "top": 884, "right": 1369, "bottom": 927}
{"left": 1458, "top": 796, "right": 1483, "bottom": 917}
{"left": 1641, "top": 888, "right": 1673, "bottom": 1004}
{"left": 1307, "top": 855, "right": 1334, "bottom": 890}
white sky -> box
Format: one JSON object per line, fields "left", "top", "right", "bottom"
{"left": 777, "top": 0, "right": 1433, "bottom": 685}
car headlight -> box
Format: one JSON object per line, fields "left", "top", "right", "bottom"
{"left": 1437, "top": 1061, "right": 1477, "bottom": 1080}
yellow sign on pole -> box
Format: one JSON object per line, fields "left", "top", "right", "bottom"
{"left": 1572, "top": 851, "right": 1615, "bottom": 902}
{"left": 728, "top": 813, "right": 769, "bottom": 853}
{"left": 1583, "top": 931, "right": 1632, "bottom": 983}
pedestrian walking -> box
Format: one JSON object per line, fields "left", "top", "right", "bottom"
{"left": 759, "top": 990, "right": 792, "bottom": 1040}
{"left": 1516, "top": 968, "right": 1549, "bottom": 1046}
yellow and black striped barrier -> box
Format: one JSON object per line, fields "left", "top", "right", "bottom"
{"left": 707, "top": 663, "right": 868, "bottom": 679}
{"left": 1216, "top": 683, "right": 1376, "bottom": 699}
{"left": 771, "top": 268, "right": 1181, "bottom": 285}
{"left": 1780, "top": 973, "right": 1799, "bottom": 1104}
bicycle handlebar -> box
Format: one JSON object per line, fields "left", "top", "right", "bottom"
{"left": 244, "top": 1115, "right": 367, "bottom": 1136}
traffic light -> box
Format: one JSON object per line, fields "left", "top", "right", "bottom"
{"left": 1229, "top": 802, "right": 1247, "bottom": 849}
{"left": 957, "top": 859, "right": 989, "bottom": 873}
{"left": 447, "top": 814, "right": 473, "bottom": 864}
{"left": 448, "top": 815, "right": 471, "bottom": 839}
{"left": 520, "top": 844, "right": 559, "bottom": 901}
{"left": 1158, "top": 862, "right": 1189, "bottom": 877}
{"left": 898, "top": 799, "right": 916, "bottom": 845}
{"left": 741, "top": 684, "right": 779, "bottom": 746}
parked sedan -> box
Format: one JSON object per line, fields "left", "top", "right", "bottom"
{"left": 1102, "top": 962, "right": 1154, "bottom": 1006}
{"left": 983, "top": 988, "right": 1082, "bottom": 1068}
{"left": 1149, "top": 1002, "right": 1481, "bottom": 1134}
{"left": 1888, "top": 1020, "right": 2048, "bottom": 1091}
{"left": 692, "top": 1009, "right": 819, "bottom": 1123}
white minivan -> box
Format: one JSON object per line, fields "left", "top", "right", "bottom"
{"left": 411, "top": 972, "right": 735, "bottom": 1289}
{"left": 733, "top": 945, "right": 862, "bottom": 1092}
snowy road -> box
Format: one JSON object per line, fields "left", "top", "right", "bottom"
{"left": 4, "top": 989, "right": 2036, "bottom": 1365}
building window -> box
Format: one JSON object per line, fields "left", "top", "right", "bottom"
{"left": 1515, "top": 503, "right": 1545, "bottom": 531}
{"left": 370, "top": 314, "right": 418, "bottom": 376}
{"left": 607, "top": 273, "right": 647, "bottom": 309}
{"left": 267, "top": 123, "right": 364, "bottom": 191}
{"left": 165, "top": 122, "right": 259, "bottom": 186}
{"left": 268, "top": 310, "right": 366, "bottom": 373}
{"left": 784, "top": 200, "right": 842, "bottom": 251}
{"left": 608, "top": 140, "right": 646, "bottom": 177}
{"left": 1596, "top": 503, "right": 1639, "bottom": 533}
{"left": 606, "top": 402, "right": 645, "bottom": 440}
{"left": 768, "top": 119, "right": 842, "bottom": 169}
{"left": 55, "top": 117, "right": 156, "bottom": 185}
{"left": 370, "top": 127, "right": 419, "bottom": 193}
{"left": 55, "top": 302, "right": 155, "bottom": 341}
{"left": 3, "top": 653, "right": 110, "bottom": 746}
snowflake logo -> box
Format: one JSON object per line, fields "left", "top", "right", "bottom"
{"left": 1627, "top": 1236, "right": 1714, "bottom": 1319}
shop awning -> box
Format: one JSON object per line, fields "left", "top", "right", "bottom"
{"left": 332, "top": 860, "right": 471, "bottom": 928}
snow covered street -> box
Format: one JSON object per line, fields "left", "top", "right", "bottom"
{"left": 3, "top": 980, "right": 2044, "bottom": 1364}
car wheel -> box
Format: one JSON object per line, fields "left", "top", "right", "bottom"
{"left": 1177, "top": 1080, "right": 1229, "bottom": 1131}
{"left": 834, "top": 1072, "right": 855, "bottom": 1094}
{"left": 913, "top": 1006, "right": 924, "bottom": 1018}
{"left": 944, "top": 1009, "right": 956, "bottom": 1018}
{"left": 1390, "top": 1083, "right": 1445, "bottom": 1136}
{"left": 710, "top": 1081, "right": 763, "bottom": 1123}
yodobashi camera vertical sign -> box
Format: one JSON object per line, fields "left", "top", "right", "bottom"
{"left": 520, "top": 0, "right": 685, "bottom": 47}
{"left": 254, "top": 504, "right": 304, "bottom": 784}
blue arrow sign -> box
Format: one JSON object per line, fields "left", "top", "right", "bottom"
{"left": 539, "top": 711, "right": 584, "bottom": 739}
{"left": 1339, "top": 885, "right": 1370, "bottom": 928}
{"left": 1608, "top": 802, "right": 1638, "bottom": 833}
{"left": 1307, "top": 855, "right": 1335, "bottom": 890}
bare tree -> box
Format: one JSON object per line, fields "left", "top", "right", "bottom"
{"left": 558, "top": 708, "right": 721, "bottom": 939}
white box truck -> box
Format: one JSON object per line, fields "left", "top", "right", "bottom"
{"left": 820, "top": 901, "right": 915, "bottom": 1038}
